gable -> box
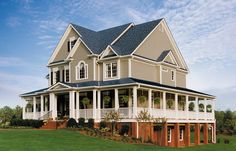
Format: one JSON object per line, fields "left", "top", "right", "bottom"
{"left": 49, "top": 83, "right": 71, "bottom": 91}
{"left": 100, "top": 46, "right": 118, "bottom": 59}
{"left": 133, "top": 20, "right": 188, "bottom": 70}
{"left": 48, "top": 25, "right": 79, "bottom": 64}
{"left": 157, "top": 50, "right": 178, "bottom": 66}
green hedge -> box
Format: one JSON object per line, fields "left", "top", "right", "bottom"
{"left": 10, "top": 119, "right": 44, "bottom": 128}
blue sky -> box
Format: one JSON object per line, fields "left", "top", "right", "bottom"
{"left": 0, "top": 0, "right": 236, "bottom": 110}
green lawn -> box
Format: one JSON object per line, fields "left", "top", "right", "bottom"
{"left": 0, "top": 129, "right": 235, "bottom": 151}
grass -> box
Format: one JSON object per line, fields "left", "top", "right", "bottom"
{"left": 0, "top": 129, "right": 235, "bottom": 151}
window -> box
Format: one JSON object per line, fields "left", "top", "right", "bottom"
{"left": 50, "top": 72, "right": 53, "bottom": 85}
{"left": 167, "top": 128, "right": 171, "bottom": 142}
{"left": 180, "top": 128, "right": 184, "bottom": 141}
{"left": 55, "top": 70, "right": 60, "bottom": 83}
{"left": 68, "top": 37, "right": 77, "bottom": 52}
{"left": 76, "top": 61, "right": 88, "bottom": 80}
{"left": 105, "top": 62, "right": 117, "bottom": 78}
{"left": 171, "top": 70, "right": 175, "bottom": 81}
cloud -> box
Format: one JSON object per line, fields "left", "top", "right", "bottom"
{"left": 0, "top": 56, "right": 27, "bottom": 67}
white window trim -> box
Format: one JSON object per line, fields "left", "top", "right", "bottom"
{"left": 168, "top": 128, "right": 172, "bottom": 143}
{"left": 103, "top": 60, "right": 120, "bottom": 81}
{"left": 64, "top": 65, "right": 69, "bottom": 82}
{"left": 180, "top": 128, "right": 184, "bottom": 141}
{"left": 76, "top": 61, "right": 88, "bottom": 80}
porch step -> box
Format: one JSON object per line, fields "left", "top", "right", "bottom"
{"left": 40, "top": 119, "right": 68, "bottom": 130}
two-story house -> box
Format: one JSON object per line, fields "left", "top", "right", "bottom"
{"left": 20, "top": 18, "right": 216, "bottom": 147}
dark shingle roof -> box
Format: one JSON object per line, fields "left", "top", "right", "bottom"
{"left": 20, "top": 78, "right": 214, "bottom": 97}
{"left": 71, "top": 23, "right": 131, "bottom": 54}
{"left": 71, "top": 19, "right": 162, "bottom": 55}
{"left": 157, "top": 50, "right": 171, "bottom": 62}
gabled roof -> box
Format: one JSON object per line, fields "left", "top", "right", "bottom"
{"left": 71, "top": 23, "right": 131, "bottom": 54}
{"left": 70, "top": 19, "right": 162, "bottom": 55}
{"left": 157, "top": 50, "right": 171, "bottom": 62}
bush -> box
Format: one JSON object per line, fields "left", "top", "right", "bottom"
{"left": 224, "top": 139, "right": 230, "bottom": 144}
{"left": 10, "top": 119, "right": 43, "bottom": 128}
{"left": 67, "top": 118, "right": 78, "bottom": 128}
{"left": 78, "top": 118, "right": 85, "bottom": 127}
{"left": 119, "top": 125, "right": 129, "bottom": 135}
{"left": 100, "top": 121, "right": 106, "bottom": 129}
{"left": 88, "top": 118, "right": 94, "bottom": 129}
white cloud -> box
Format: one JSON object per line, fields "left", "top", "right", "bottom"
{"left": 0, "top": 56, "right": 27, "bottom": 67}
{"left": 6, "top": 17, "right": 21, "bottom": 27}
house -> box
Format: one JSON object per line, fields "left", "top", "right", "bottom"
{"left": 20, "top": 18, "right": 216, "bottom": 147}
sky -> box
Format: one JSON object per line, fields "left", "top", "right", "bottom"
{"left": 0, "top": 0, "right": 236, "bottom": 110}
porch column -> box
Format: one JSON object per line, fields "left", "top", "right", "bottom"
{"left": 185, "top": 123, "right": 191, "bottom": 146}
{"left": 93, "top": 89, "right": 97, "bottom": 119}
{"left": 186, "top": 95, "right": 189, "bottom": 120}
{"left": 133, "top": 86, "right": 138, "bottom": 118}
{"left": 97, "top": 90, "right": 101, "bottom": 120}
{"left": 115, "top": 89, "right": 119, "bottom": 111}
{"left": 195, "top": 97, "right": 199, "bottom": 120}
{"left": 40, "top": 95, "right": 44, "bottom": 117}
{"left": 69, "top": 91, "right": 75, "bottom": 119}
{"left": 175, "top": 93, "right": 178, "bottom": 112}
{"left": 163, "top": 91, "right": 166, "bottom": 116}
{"left": 50, "top": 93, "right": 57, "bottom": 120}
{"left": 148, "top": 89, "right": 152, "bottom": 114}
{"left": 174, "top": 123, "right": 180, "bottom": 147}
{"left": 194, "top": 123, "right": 200, "bottom": 145}
{"left": 76, "top": 92, "right": 80, "bottom": 120}
{"left": 33, "top": 96, "right": 36, "bottom": 119}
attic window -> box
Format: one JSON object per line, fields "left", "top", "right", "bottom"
{"left": 171, "top": 70, "right": 175, "bottom": 81}
{"left": 68, "top": 37, "right": 77, "bottom": 52}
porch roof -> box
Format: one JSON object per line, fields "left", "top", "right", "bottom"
{"left": 20, "top": 78, "right": 214, "bottom": 98}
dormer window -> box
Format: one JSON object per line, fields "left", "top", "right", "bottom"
{"left": 105, "top": 62, "right": 117, "bottom": 78}
{"left": 76, "top": 61, "right": 88, "bottom": 80}
{"left": 68, "top": 37, "right": 77, "bottom": 52}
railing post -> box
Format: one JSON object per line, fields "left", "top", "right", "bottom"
{"left": 40, "top": 95, "right": 44, "bottom": 117}
{"left": 204, "top": 98, "right": 207, "bottom": 120}
{"left": 69, "top": 91, "right": 75, "bottom": 119}
{"left": 50, "top": 93, "right": 57, "bottom": 120}
{"left": 93, "top": 89, "right": 97, "bottom": 119}
{"left": 133, "top": 86, "right": 137, "bottom": 118}
{"left": 115, "top": 89, "right": 119, "bottom": 111}
{"left": 175, "top": 93, "right": 178, "bottom": 119}
{"left": 22, "top": 98, "right": 26, "bottom": 119}
{"left": 185, "top": 95, "right": 189, "bottom": 120}
{"left": 33, "top": 96, "right": 36, "bottom": 119}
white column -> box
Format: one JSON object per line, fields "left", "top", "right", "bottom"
{"left": 76, "top": 91, "right": 80, "bottom": 120}
{"left": 195, "top": 97, "right": 199, "bottom": 120}
{"left": 175, "top": 93, "right": 178, "bottom": 111}
{"left": 40, "top": 95, "right": 44, "bottom": 117}
{"left": 163, "top": 91, "right": 166, "bottom": 117}
{"left": 115, "top": 89, "right": 119, "bottom": 111}
{"left": 50, "top": 93, "right": 57, "bottom": 120}
{"left": 93, "top": 89, "right": 97, "bottom": 119}
{"left": 185, "top": 95, "right": 189, "bottom": 120}
{"left": 69, "top": 91, "right": 75, "bottom": 119}
{"left": 148, "top": 89, "right": 152, "bottom": 114}
{"left": 204, "top": 98, "right": 207, "bottom": 113}
{"left": 97, "top": 90, "right": 101, "bottom": 120}
{"left": 133, "top": 86, "right": 137, "bottom": 118}
{"left": 33, "top": 96, "right": 36, "bottom": 119}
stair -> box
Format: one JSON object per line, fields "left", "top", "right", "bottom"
{"left": 40, "top": 119, "right": 68, "bottom": 130}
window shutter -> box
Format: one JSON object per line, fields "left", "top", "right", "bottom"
{"left": 62, "top": 70, "right": 65, "bottom": 82}
{"left": 51, "top": 72, "right": 53, "bottom": 85}
{"left": 67, "top": 41, "right": 70, "bottom": 52}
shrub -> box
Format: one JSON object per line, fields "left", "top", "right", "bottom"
{"left": 88, "top": 118, "right": 94, "bottom": 129}
{"left": 224, "top": 139, "right": 230, "bottom": 144}
{"left": 119, "top": 125, "right": 129, "bottom": 136}
{"left": 100, "top": 121, "right": 106, "bottom": 129}
{"left": 67, "top": 118, "right": 78, "bottom": 128}
{"left": 78, "top": 118, "right": 85, "bottom": 127}
{"left": 10, "top": 119, "right": 43, "bottom": 128}
{"left": 189, "top": 102, "right": 195, "bottom": 111}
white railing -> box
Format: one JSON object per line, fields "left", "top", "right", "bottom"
{"left": 152, "top": 109, "right": 165, "bottom": 118}
{"left": 118, "top": 107, "right": 133, "bottom": 119}
{"left": 24, "top": 112, "right": 41, "bottom": 119}
{"left": 79, "top": 109, "right": 93, "bottom": 119}
{"left": 100, "top": 108, "right": 115, "bottom": 118}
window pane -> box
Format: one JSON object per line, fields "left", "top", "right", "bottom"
{"left": 106, "top": 64, "right": 111, "bottom": 78}
{"left": 112, "top": 63, "right": 117, "bottom": 77}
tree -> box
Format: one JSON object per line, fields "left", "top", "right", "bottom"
{"left": 13, "top": 105, "right": 22, "bottom": 119}
{"left": 199, "top": 103, "right": 204, "bottom": 112}
{"left": 0, "top": 106, "right": 14, "bottom": 123}
{"left": 104, "top": 111, "right": 120, "bottom": 135}
{"left": 136, "top": 109, "right": 152, "bottom": 143}
{"left": 189, "top": 102, "right": 195, "bottom": 111}
{"left": 103, "top": 96, "right": 111, "bottom": 107}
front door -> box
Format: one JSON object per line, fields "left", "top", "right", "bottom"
{"left": 57, "top": 93, "right": 69, "bottom": 119}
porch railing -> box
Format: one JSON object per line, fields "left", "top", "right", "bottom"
{"left": 38, "top": 111, "right": 52, "bottom": 120}
{"left": 79, "top": 109, "right": 93, "bottom": 119}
